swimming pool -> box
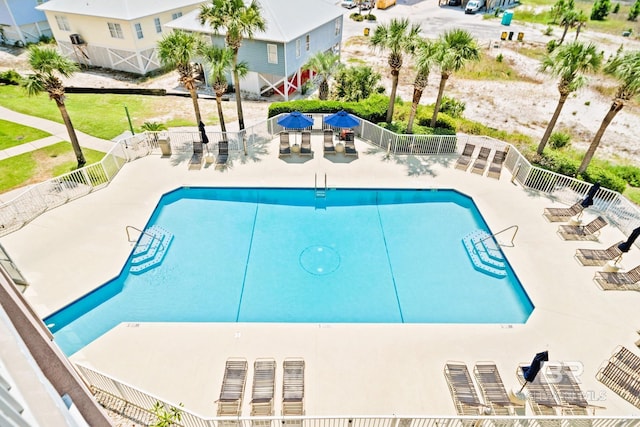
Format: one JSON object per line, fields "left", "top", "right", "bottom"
{"left": 46, "top": 187, "right": 533, "bottom": 355}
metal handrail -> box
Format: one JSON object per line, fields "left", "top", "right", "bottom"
{"left": 481, "top": 225, "right": 519, "bottom": 247}
{"left": 125, "top": 225, "right": 163, "bottom": 248}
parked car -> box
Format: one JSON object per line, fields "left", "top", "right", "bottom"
{"left": 342, "top": 0, "right": 357, "bottom": 8}
{"left": 448, "top": 0, "right": 461, "bottom": 6}
{"left": 465, "top": 0, "right": 485, "bottom": 13}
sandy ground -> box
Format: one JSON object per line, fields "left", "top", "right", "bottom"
{"left": 1, "top": 28, "right": 639, "bottom": 163}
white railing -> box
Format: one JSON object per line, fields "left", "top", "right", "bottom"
{"left": 1, "top": 114, "right": 639, "bottom": 243}
{"left": 75, "top": 364, "right": 640, "bottom": 427}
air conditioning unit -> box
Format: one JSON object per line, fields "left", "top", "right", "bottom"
{"left": 69, "top": 34, "right": 84, "bottom": 45}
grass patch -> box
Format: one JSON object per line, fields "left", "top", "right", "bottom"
{"left": 624, "top": 186, "right": 640, "bottom": 205}
{"left": 0, "top": 86, "right": 218, "bottom": 140}
{"left": 0, "top": 119, "right": 51, "bottom": 150}
{"left": 0, "top": 142, "right": 105, "bottom": 194}
{"left": 457, "top": 53, "right": 541, "bottom": 82}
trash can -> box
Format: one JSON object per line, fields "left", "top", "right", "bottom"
{"left": 364, "top": 27, "right": 370, "bottom": 36}
{"left": 517, "top": 32, "right": 524, "bottom": 41}
{"left": 158, "top": 136, "right": 171, "bottom": 156}
{"left": 500, "top": 31, "right": 508, "bottom": 40}
{"left": 508, "top": 31, "right": 514, "bottom": 40}
{"left": 501, "top": 10, "right": 513, "bottom": 26}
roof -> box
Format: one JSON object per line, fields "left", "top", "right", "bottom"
{"left": 166, "top": 0, "right": 344, "bottom": 43}
{"left": 36, "top": 0, "right": 205, "bottom": 20}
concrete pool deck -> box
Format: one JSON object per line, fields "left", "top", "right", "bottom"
{"left": 1, "top": 133, "right": 640, "bottom": 418}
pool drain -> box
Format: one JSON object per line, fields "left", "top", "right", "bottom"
{"left": 299, "top": 245, "right": 340, "bottom": 275}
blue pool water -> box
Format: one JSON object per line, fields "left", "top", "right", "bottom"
{"left": 46, "top": 188, "right": 533, "bottom": 355}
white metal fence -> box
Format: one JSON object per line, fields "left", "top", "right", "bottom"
{"left": 1, "top": 115, "right": 639, "bottom": 241}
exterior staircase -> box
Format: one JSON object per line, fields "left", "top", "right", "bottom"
{"left": 462, "top": 230, "right": 507, "bottom": 278}
{"left": 129, "top": 225, "right": 173, "bottom": 274}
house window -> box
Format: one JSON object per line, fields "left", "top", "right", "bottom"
{"left": 335, "top": 18, "right": 340, "bottom": 36}
{"left": 107, "top": 22, "right": 123, "bottom": 39}
{"left": 135, "top": 23, "right": 143, "bottom": 39}
{"left": 305, "top": 34, "right": 310, "bottom": 51}
{"left": 267, "top": 44, "right": 278, "bottom": 64}
{"left": 55, "top": 15, "right": 70, "bottom": 31}
{"left": 154, "top": 17, "right": 162, "bottom": 33}
{"left": 171, "top": 12, "right": 183, "bottom": 20}
{"left": 295, "top": 39, "right": 301, "bottom": 58}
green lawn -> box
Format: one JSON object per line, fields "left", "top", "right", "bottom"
{"left": 0, "top": 142, "right": 105, "bottom": 194}
{"left": 0, "top": 119, "right": 51, "bottom": 150}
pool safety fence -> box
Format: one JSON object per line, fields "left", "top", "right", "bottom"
{"left": 0, "top": 114, "right": 639, "bottom": 244}
{"left": 77, "top": 363, "right": 640, "bottom": 427}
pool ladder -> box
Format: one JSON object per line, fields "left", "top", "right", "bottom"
{"left": 315, "top": 173, "right": 327, "bottom": 209}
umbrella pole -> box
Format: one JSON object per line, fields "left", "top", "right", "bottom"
{"left": 518, "top": 381, "right": 527, "bottom": 393}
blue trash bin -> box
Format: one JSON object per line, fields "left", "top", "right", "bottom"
{"left": 501, "top": 10, "right": 513, "bottom": 25}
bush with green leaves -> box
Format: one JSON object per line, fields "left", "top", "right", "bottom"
{"left": 439, "top": 96, "right": 466, "bottom": 118}
{"left": 0, "top": 69, "right": 22, "bottom": 85}
{"left": 591, "top": 0, "right": 612, "bottom": 20}
{"left": 549, "top": 131, "right": 571, "bottom": 149}
{"left": 351, "top": 13, "right": 364, "bottom": 21}
{"left": 268, "top": 93, "right": 388, "bottom": 124}
{"left": 580, "top": 166, "right": 627, "bottom": 193}
{"left": 537, "top": 150, "right": 579, "bottom": 177}
{"left": 544, "top": 26, "right": 554, "bottom": 36}
{"left": 366, "top": 13, "right": 377, "bottom": 21}
{"left": 612, "top": 2, "right": 620, "bottom": 13}
{"left": 612, "top": 165, "right": 640, "bottom": 187}
{"left": 629, "top": 0, "right": 640, "bottom": 20}
{"left": 332, "top": 65, "right": 381, "bottom": 102}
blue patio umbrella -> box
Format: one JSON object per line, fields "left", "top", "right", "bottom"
{"left": 618, "top": 226, "right": 640, "bottom": 253}
{"left": 581, "top": 182, "right": 601, "bottom": 208}
{"left": 519, "top": 351, "right": 548, "bottom": 392}
{"left": 277, "top": 111, "right": 314, "bottom": 130}
{"left": 324, "top": 110, "right": 360, "bottom": 129}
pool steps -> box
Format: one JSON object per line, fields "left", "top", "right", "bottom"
{"left": 129, "top": 225, "right": 174, "bottom": 274}
{"left": 462, "top": 230, "right": 507, "bottom": 278}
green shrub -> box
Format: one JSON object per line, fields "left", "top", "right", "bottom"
{"left": 544, "top": 26, "right": 554, "bottom": 36}
{"left": 267, "top": 93, "right": 388, "bottom": 124}
{"left": 536, "top": 150, "right": 579, "bottom": 176}
{"left": 351, "top": 13, "right": 364, "bottom": 21}
{"left": 439, "top": 96, "right": 466, "bottom": 118}
{"left": 0, "top": 69, "right": 22, "bottom": 85}
{"left": 549, "top": 131, "right": 571, "bottom": 149}
{"left": 496, "top": 53, "right": 504, "bottom": 63}
{"left": 612, "top": 2, "right": 620, "bottom": 13}
{"left": 612, "top": 164, "right": 640, "bottom": 187}
{"left": 366, "top": 14, "right": 377, "bottom": 21}
{"left": 546, "top": 39, "right": 558, "bottom": 52}
{"left": 580, "top": 166, "right": 627, "bottom": 193}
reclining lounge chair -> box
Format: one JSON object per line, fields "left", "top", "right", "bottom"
{"left": 543, "top": 201, "right": 584, "bottom": 222}
{"left": 593, "top": 264, "right": 640, "bottom": 291}
{"left": 251, "top": 358, "right": 276, "bottom": 417}
{"left": 516, "top": 363, "right": 560, "bottom": 416}
{"left": 557, "top": 216, "right": 607, "bottom": 241}
{"left": 575, "top": 241, "right": 623, "bottom": 266}
{"left": 444, "top": 362, "right": 486, "bottom": 416}
{"left": 279, "top": 132, "right": 291, "bottom": 157}
{"left": 546, "top": 363, "right": 592, "bottom": 415}
{"left": 454, "top": 143, "right": 475, "bottom": 171}
{"left": 216, "top": 358, "right": 248, "bottom": 417}
{"left": 597, "top": 346, "right": 640, "bottom": 409}
{"left": 189, "top": 140, "right": 204, "bottom": 170}
{"left": 344, "top": 132, "right": 357, "bottom": 156}
{"left": 300, "top": 131, "right": 312, "bottom": 156}
{"left": 470, "top": 147, "right": 492, "bottom": 175}
{"left": 473, "top": 362, "right": 518, "bottom": 415}
{"left": 282, "top": 358, "right": 305, "bottom": 426}
{"left": 323, "top": 129, "right": 335, "bottom": 155}
{"left": 217, "top": 140, "right": 229, "bottom": 165}
{"left": 487, "top": 149, "right": 508, "bottom": 179}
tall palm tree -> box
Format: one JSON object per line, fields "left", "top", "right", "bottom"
{"left": 558, "top": 9, "right": 579, "bottom": 45}
{"left": 430, "top": 29, "right": 480, "bottom": 128}
{"left": 369, "top": 18, "right": 422, "bottom": 123}
{"left": 578, "top": 50, "right": 640, "bottom": 174}
{"left": 199, "top": 0, "right": 266, "bottom": 131}
{"left": 536, "top": 41, "right": 602, "bottom": 155}
{"left": 304, "top": 51, "right": 342, "bottom": 100}
{"left": 23, "top": 45, "right": 86, "bottom": 168}
{"left": 407, "top": 39, "right": 437, "bottom": 134}
{"left": 157, "top": 30, "right": 203, "bottom": 125}
{"left": 574, "top": 11, "right": 588, "bottom": 41}
{"left": 199, "top": 45, "right": 248, "bottom": 133}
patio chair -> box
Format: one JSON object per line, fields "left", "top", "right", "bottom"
{"left": 516, "top": 363, "right": 560, "bottom": 416}
{"left": 443, "top": 362, "right": 486, "bottom": 416}
{"left": 557, "top": 216, "right": 607, "bottom": 241}
{"left": 593, "top": 264, "right": 640, "bottom": 291}
{"left": 279, "top": 132, "right": 291, "bottom": 157}
{"left": 217, "top": 140, "right": 229, "bottom": 165}
{"left": 473, "top": 362, "right": 518, "bottom": 415}
{"left": 575, "top": 241, "right": 623, "bottom": 266}
{"left": 546, "top": 363, "right": 592, "bottom": 415}
{"left": 543, "top": 201, "right": 584, "bottom": 222}
{"left": 282, "top": 358, "right": 305, "bottom": 420}
{"left": 251, "top": 358, "right": 276, "bottom": 417}
{"left": 454, "top": 143, "right": 475, "bottom": 171}
{"left": 597, "top": 349, "right": 640, "bottom": 409}
{"left": 470, "top": 147, "right": 492, "bottom": 175}
{"left": 300, "top": 131, "right": 312, "bottom": 156}
{"left": 610, "top": 345, "right": 640, "bottom": 374}
{"left": 487, "top": 149, "right": 508, "bottom": 179}
{"left": 344, "top": 132, "right": 357, "bottom": 156}
{"left": 189, "top": 140, "right": 204, "bottom": 170}
{"left": 216, "top": 358, "right": 248, "bottom": 417}
{"left": 323, "top": 129, "right": 335, "bottom": 155}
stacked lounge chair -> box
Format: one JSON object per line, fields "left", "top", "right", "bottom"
{"left": 575, "top": 241, "right": 623, "bottom": 266}
{"left": 455, "top": 143, "right": 475, "bottom": 171}
{"left": 557, "top": 216, "right": 607, "bottom": 241}
{"left": 323, "top": 129, "right": 335, "bottom": 155}
{"left": 251, "top": 358, "right": 276, "bottom": 418}
{"left": 216, "top": 358, "right": 248, "bottom": 417}
{"left": 543, "top": 201, "right": 584, "bottom": 222}
{"left": 300, "top": 131, "right": 312, "bottom": 156}
{"left": 470, "top": 147, "right": 491, "bottom": 175}
{"left": 473, "top": 362, "right": 518, "bottom": 415}
{"left": 593, "top": 264, "right": 640, "bottom": 291}
{"left": 597, "top": 346, "right": 640, "bottom": 409}
{"left": 443, "top": 362, "right": 486, "bottom": 416}
{"left": 282, "top": 358, "right": 305, "bottom": 424}
{"left": 516, "top": 363, "right": 560, "bottom": 416}
{"left": 487, "top": 149, "right": 508, "bottom": 179}
{"left": 279, "top": 132, "right": 291, "bottom": 157}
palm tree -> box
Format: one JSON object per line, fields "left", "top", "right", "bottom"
{"left": 578, "top": 50, "right": 640, "bottom": 174}
{"left": 558, "top": 9, "right": 578, "bottom": 45}
{"left": 199, "top": 0, "right": 266, "bottom": 131}
{"left": 430, "top": 29, "right": 480, "bottom": 128}
{"left": 407, "top": 39, "right": 437, "bottom": 134}
{"left": 199, "top": 45, "right": 248, "bottom": 133}
{"left": 23, "top": 45, "right": 86, "bottom": 168}
{"left": 304, "top": 51, "right": 342, "bottom": 100}
{"left": 536, "top": 41, "right": 602, "bottom": 155}
{"left": 369, "top": 18, "right": 422, "bottom": 123}
{"left": 574, "top": 11, "right": 588, "bottom": 41}
{"left": 157, "top": 30, "right": 203, "bottom": 125}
